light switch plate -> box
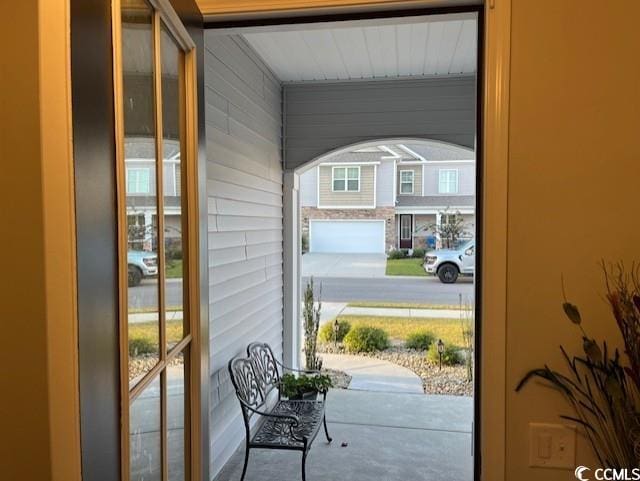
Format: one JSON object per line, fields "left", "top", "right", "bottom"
{"left": 529, "top": 423, "right": 576, "bottom": 469}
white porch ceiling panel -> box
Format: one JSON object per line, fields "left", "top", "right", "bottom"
{"left": 241, "top": 15, "right": 477, "bottom": 82}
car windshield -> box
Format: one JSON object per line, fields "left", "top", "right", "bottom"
{"left": 457, "top": 240, "right": 473, "bottom": 251}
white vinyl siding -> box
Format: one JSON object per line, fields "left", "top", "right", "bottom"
{"left": 400, "top": 170, "right": 414, "bottom": 194}
{"left": 299, "top": 167, "right": 318, "bottom": 207}
{"left": 423, "top": 162, "right": 475, "bottom": 196}
{"left": 205, "top": 33, "right": 283, "bottom": 477}
{"left": 332, "top": 166, "right": 360, "bottom": 192}
{"left": 438, "top": 169, "right": 459, "bottom": 194}
{"left": 375, "top": 160, "right": 395, "bottom": 206}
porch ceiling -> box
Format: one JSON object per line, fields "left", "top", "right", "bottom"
{"left": 239, "top": 12, "right": 477, "bottom": 82}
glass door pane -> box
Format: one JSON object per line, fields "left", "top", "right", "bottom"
{"left": 130, "top": 376, "right": 162, "bottom": 481}
{"left": 167, "top": 354, "right": 187, "bottom": 481}
{"left": 116, "top": 2, "right": 196, "bottom": 480}
{"left": 122, "top": 0, "right": 160, "bottom": 388}
{"left": 160, "top": 24, "right": 186, "bottom": 351}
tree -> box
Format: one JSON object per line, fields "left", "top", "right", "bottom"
{"left": 415, "top": 208, "right": 469, "bottom": 249}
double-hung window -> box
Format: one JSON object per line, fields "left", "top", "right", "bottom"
{"left": 438, "top": 169, "right": 459, "bottom": 194}
{"left": 127, "top": 167, "right": 151, "bottom": 194}
{"left": 333, "top": 166, "right": 360, "bottom": 192}
{"left": 400, "top": 170, "right": 414, "bottom": 194}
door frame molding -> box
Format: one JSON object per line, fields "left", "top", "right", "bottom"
{"left": 205, "top": 2, "right": 510, "bottom": 481}
{"left": 398, "top": 214, "right": 414, "bottom": 249}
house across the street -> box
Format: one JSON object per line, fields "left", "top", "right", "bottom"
{"left": 299, "top": 141, "right": 476, "bottom": 253}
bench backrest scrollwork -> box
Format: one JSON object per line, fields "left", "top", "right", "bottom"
{"left": 228, "top": 357, "right": 265, "bottom": 419}
{"left": 247, "top": 342, "right": 281, "bottom": 400}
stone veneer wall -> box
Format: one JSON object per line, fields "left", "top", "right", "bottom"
{"left": 301, "top": 207, "right": 396, "bottom": 251}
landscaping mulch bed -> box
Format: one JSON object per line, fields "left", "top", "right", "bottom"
{"left": 318, "top": 344, "right": 473, "bottom": 397}
{"left": 322, "top": 368, "right": 351, "bottom": 390}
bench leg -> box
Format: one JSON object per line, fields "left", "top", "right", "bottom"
{"left": 301, "top": 449, "right": 308, "bottom": 481}
{"left": 323, "top": 414, "right": 333, "bottom": 443}
{"left": 240, "top": 442, "right": 250, "bottom": 481}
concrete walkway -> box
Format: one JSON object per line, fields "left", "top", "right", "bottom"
{"left": 317, "top": 302, "right": 465, "bottom": 324}
{"left": 322, "top": 353, "right": 423, "bottom": 394}
{"left": 214, "top": 389, "right": 473, "bottom": 481}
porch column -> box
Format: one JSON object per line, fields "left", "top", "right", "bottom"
{"left": 283, "top": 171, "right": 301, "bottom": 369}
{"left": 435, "top": 212, "right": 442, "bottom": 249}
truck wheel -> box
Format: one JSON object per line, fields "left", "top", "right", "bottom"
{"left": 128, "top": 266, "right": 143, "bottom": 287}
{"left": 437, "top": 264, "right": 459, "bottom": 284}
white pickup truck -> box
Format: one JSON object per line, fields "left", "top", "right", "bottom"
{"left": 423, "top": 240, "right": 475, "bottom": 284}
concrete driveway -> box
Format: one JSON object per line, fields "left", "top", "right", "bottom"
{"left": 302, "top": 253, "right": 387, "bottom": 278}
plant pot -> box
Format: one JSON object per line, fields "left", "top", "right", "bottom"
{"left": 289, "top": 390, "right": 318, "bottom": 401}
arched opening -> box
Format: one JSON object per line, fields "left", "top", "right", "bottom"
{"left": 294, "top": 138, "right": 475, "bottom": 254}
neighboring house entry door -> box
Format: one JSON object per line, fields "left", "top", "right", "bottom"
{"left": 399, "top": 214, "right": 413, "bottom": 249}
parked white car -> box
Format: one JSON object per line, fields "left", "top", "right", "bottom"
{"left": 424, "top": 240, "right": 475, "bottom": 283}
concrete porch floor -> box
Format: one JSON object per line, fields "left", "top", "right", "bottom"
{"left": 214, "top": 389, "right": 473, "bottom": 481}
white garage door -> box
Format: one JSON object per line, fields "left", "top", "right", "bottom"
{"left": 309, "top": 220, "right": 385, "bottom": 253}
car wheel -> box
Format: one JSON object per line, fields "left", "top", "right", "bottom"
{"left": 128, "top": 266, "right": 143, "bottom": 287}
{"left": 437, "top": 264, "right": 459, "bottom": 284}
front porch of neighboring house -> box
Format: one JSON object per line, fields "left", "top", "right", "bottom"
{"left": 395, "top": 211, "right": 476, "bottom": 251}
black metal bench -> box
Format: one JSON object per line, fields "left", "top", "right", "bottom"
{"left": 228, "top": 342, "right": 332, "bottom": 481}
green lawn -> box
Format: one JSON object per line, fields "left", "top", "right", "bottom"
{"left": 166, "top": 259, "right": 183, "bottom": 279}
{"left": 347, "top": 301, "right": 462, "bottom": 310}
{"left": 129, "top": 319, "right": 184, "bottom": 347}
{"left": 385, "top": 258, "right": 427, "bottom": 277}
{"left": 339, "top": 315, "right": 466, "bottom": 347}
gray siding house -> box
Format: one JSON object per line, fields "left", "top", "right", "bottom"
{"left": 299, "top": 142, "right": 476, "bottom": 253}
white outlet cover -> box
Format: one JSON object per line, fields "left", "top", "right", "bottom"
{"left": 529, "top": 423, "right": 576, "bottom": 469}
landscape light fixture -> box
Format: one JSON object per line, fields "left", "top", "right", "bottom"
{"left": 437, "top": 339, "right": 445, "bottom": 370}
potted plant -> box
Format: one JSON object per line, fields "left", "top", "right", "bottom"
{"left": 280, "top": 373, "right": 332, "bottom": 400}
{"left": 517, "top": 264, "right": 640, "bottom": 469}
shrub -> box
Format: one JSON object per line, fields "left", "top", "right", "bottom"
{"left": 405, "top": 330, "right": 435, "bottom": 350}
{"left": 319, "top": 319, "right": 351, "bottom": 343}
{"left": 129, "top": 337, "right": 156, "bottom": 357}
{"left": 427, "top": 343, "right": 463, "bottom": 366}
{"left": 343, "top": 326, "right": 389, "bottom": 353}
{"left": 411, "top": 248, "right": 426, "bottom": 259}
{"left": 388, "top": 249, "right": 407, "bottom": 259}
{"left": 281, "top": 373, "right": 333, "bottom": 399}
{"left": 301, "top": 233, "right": 309, "bottom": 253}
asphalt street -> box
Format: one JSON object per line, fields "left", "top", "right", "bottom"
{"left": 303, "top": 275, "right": 474, "bottom": 304}
{"left": 131, "top": 275, "right": 473, "bottom": 308}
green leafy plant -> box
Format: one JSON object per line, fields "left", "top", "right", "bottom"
{"left": 343, "top": 325, "right": 389, "bottom": 353}
{"left": 319, "top": 319, "right": 351, "bottom": 343}
{"left": 129, "top": 338, "right": 155, "bottom": 357}
{"left": 516, "top": 265, "right": 640, "bottom": 469}
{"left": 427, "top": 343, "right": 462, "bottom": 365}
{"left": 303, "top": 277, "right": 322, "bottom": 371}
{"left": 387, "top": 249, "right": 407, "bottom": 260}
{"left": 411, "top": 248, "right": 426, "bottom": 259}
{"left": 405, "top": 330, "right": 435, "bottom": 350}
{"left": 280, "top": 373, "right": 333, "bottom": 399}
